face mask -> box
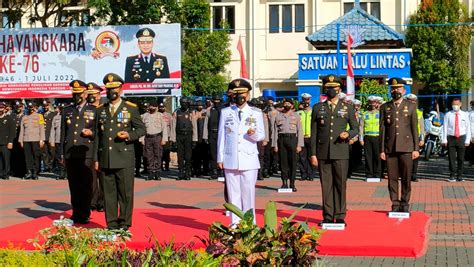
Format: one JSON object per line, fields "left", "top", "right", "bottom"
{"left": 391, "top": 91, "right": 402, "bottom": 100}
{"left": 158, "top": 108, "right": 165, "bottom": 113}
{"left": 326, "top": 88, "right": 338, "bottom": 99}
{"left": 235, "top": 94, "right": 247, "bottom": 106}
{"left": 87, "top": 95, "right": 96, "bottom": 104}
{"left": 73, "top": 94, "right": 83, "bottom": 105}
{"left": 303, "top": 102, "right": 309, "bottom": 108}
{"left": 452, "top": 105, "right": 460, "bottom": 112}
{"left": 106, "top": 89, "right": 119, "bottom": 101}
{"left": 149, "top": 107, "right": 157, "bottom": 113}
{"left": 283, "top": 105, "right": 291, "bottom": 112}
{"left": 213, "top": 101, "right": 221, "bottom": 107}
{"left": 180, "top": 102, "right": 189, "bottom": 110}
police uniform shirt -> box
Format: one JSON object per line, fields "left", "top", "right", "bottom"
{"left": 60, "top": 104, "right": 98, "bottom": 160}
{"left": 124, "top": 53, "right": 170, "bottom": 82}
{"left": 272, "top": 111, "right": 304, "bottom": 148}
{"left": 49, "top": 113, "right": 62, "bottom": 144}
{"left": 0, "top": 113, "right": 15, "bottom": 145}
{"left": 142, "top": 111, "right": 169, "bottom": 140}
{"left": 19, "top": 112, "right": 45, "bottom": 142}
{"left": 217, "top": 104, "right": 265, "bottom": 170}
{"left": 441, "top": 110, "right": 471, "bottom": 145}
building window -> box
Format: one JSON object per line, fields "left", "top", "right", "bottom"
{"left": 282, "top": 5, "right": 292, "bottom": 32}
{"left": 269, "top": 5, "right": 279, "bottom": 33}
{"left": 269, "top": 4, "right": 305, "bottom": 33}
{"left": 211, "top": 5, "right": 235, "bottom": 34}
{"left": 295, "top": 4, "right": 304, "bottom": 32}
{"left": 344, "top": 1, "right": 380, "bottom": 20}
{"left": 59, "top": 10, "right": 90, "bottom": 26}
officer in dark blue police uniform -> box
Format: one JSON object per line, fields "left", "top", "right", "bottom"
{"left": 124, "top": 28, "right": 170, "bottom": 82}
{"left": 61, "top": 80, "right": 98, "bottom": 224}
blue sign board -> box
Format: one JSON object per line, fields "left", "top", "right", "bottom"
{"left": 297, "top": 49, "right": 412, "bottom": 104}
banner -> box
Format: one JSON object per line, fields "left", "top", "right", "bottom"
{"left": 0, "top": 24, "right": 181, "bottom": 99}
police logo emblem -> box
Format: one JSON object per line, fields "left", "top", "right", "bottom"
{"left": 329, "top": 75, "right": 334, "bottom": 82}
{"left": 391, "top": 79, "right": 397, "bottom": 85}
{"left": 73, "top": 81, "right": 80, "bottom": 88}
{"left": 92, "top": 31, "right": 121, "bottom": 59}
{"left": 234, "top": 80, "right": 240, "bottom": 87}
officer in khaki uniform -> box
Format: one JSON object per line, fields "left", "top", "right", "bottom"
{"left": 310, "top": 75, "right": 359, "bottom": 225}
{"left": 380, "top": 78, "right": 419, "bottom": 212}
{"left": 142, "top": 101, "right": 168, "bottom": 180}
{"left": 159, "top": 103, "right": 172, "bottom": 171}
{"left": 61, "top": 80, "right": 98, "bottom": 224}
{"left": 97, "top": 73, "right": 146, "bottom": 230}
{"left": 273, "top": 98, "right": 304, "bottom": 191}
{"left": 19, "top": 102, "right": 45, "bottom": 180}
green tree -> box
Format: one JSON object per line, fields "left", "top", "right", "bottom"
{"left": 1, "top": 0, "right": 83, "bottom": 27}
{"left": 358, "top": 79, "right": 389, "bottom": 111}
{"left": 405, "top": 0, "right": 471, "bottom": 94}
{"left": 88, "top": 0, "right": 231, "bottom": 97}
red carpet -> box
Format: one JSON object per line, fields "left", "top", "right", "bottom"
{"left": 0, "top": 209, "right": 430, "bottom": 257}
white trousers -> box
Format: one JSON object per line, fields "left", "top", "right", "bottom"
{"left": 224, "top": 169, "right": 258, "bottom": 225}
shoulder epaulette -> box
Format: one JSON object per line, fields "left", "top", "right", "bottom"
{"left": 125, "top": 101, "right": 137, "bottom": 108}
{"left": 127, "top": 54, "right": 139, "bottom": 58}
{"left": 97, "top": 104, "right": 104, "bottom": 108}
{"left": 250, "top": 106, "right": 262, "bottom": 113}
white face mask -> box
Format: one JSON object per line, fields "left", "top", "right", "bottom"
{"left": 452, "top": 105, "right": 460, "bottom": 112}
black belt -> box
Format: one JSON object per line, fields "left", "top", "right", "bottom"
{"left": 177, "top": 131, "right": 192, "bottom": 135}
{"left": 278, "top": 133, "right": 296, "bottom": 137}
{"left": 146, "top": 133, "right": 162, "bottom": 138}
{"left": 210, "top": 129, "right": 218, "bottom": 133}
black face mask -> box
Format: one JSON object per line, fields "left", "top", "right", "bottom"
{"left": 391, "top": 91, "right": 402, "bottom": 100}
{"left": 106, "top": 89, "right": 120, "bottom": 101}
{"left": 149, "top": 108, "right": 157, "bottom": 113}
{"left": 73, "top": 94, "right": 83, "bottom": 105}
{"left": 326, "top": 88, "right": 338, "bottom": 99}
{"left": 235, "top": 94, "right": 246, "bottom": 106}
{"left": 213, "top": 101, "right": 221, "bottom": 107}
{"left": 283, "top": 105, "right": 291, "bottom": 112}
{"left": 87, "top": 95, "right": 96, "bottom": 104}
{"left": 367, "top": 105, "right": 374, "bottom": 111}
{"left": 158, "top": 108, "right": 165, "bottom": 113}
{"left": 180, "top": 102, "right": 189, "bottom": 110}
{"left": 303, "top": 102, "right": 309, "bottom": 108}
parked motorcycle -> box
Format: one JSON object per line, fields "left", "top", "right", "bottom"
{"left": 424, "top": 115, "right": 447, "bottom": 160}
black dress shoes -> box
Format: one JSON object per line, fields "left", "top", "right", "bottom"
{"left": 335, "top": 219, "right": 346, "bottom": 225}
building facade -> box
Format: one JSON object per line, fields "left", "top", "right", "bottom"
{"left": 210, "top": 0, "right": 473, "bottom": 101}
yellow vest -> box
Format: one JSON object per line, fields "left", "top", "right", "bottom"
{"left": 416, "top": 109, "right": 422, "bottom": 134}
{"left": 363, "top": 111, "right": 379, "bottom": 136}
{"left": 297, "top": 109, "right": 311, "bottom": 137}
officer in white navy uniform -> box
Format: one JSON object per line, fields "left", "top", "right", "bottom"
{"left": 217, "top": 78, "right": 265, "bottom": 225}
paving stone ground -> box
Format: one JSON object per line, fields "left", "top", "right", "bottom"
{"left": 0, "top": 157, "right": 473, "bottom": 266}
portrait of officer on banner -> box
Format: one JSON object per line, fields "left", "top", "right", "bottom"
{"left": 124, "top": 27, "right": 170, "bottom": 83}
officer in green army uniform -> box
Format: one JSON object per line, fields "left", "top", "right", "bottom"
{"left": 310, "top": 74, "right": 359, "bottom": 226}
{"left": 97, "top": 73, "right": 146, "bottom": 230}
{"left": 124, "top": 28, "right": 170, "bottom": 83}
